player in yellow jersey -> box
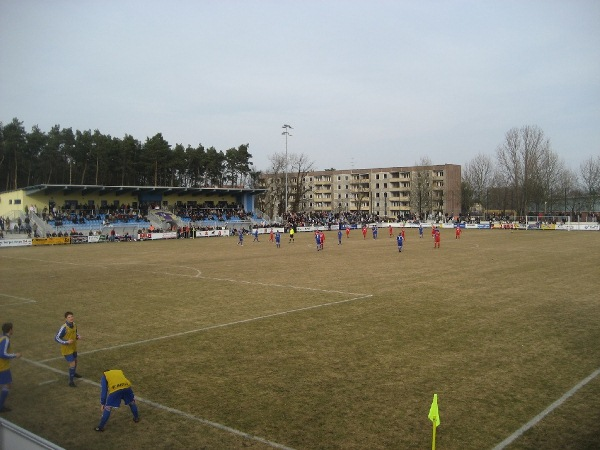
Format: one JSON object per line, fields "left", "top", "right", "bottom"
{"left": 55, "top": 311, "right": 82, "bottom": 387}
{"left": 0, "top": 323, "right": 22, "bottom": 412}
{"left": 95, "top": 369, "right": 140, "bottom": 431}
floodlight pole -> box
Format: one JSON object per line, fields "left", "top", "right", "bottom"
{"left": 282, "top": 124, "right": 293, "bottom": 215}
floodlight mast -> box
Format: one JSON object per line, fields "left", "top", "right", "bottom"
{"left": 282, "top": 124, "right": 293, "bottom": 215}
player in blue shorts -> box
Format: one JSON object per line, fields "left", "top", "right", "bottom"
{"left": 275, "top": 231, "right": 281, "bottom": 248}
{"left": 315, "top": 231, "right": 322, "bottom": 251}
{"left": 396, "top": 233, "right": 404, "bottom": 252}
{"left": 95, "top": 369, "right": 140, "bottom": 431}
{"left": 338, "top": 229, "right": 343, "bottom": 245}
{"left": 419, "top": 223, "right": 423, "bottom": 238}
{"left": 0, "top": 323, "right": 22, "bottom": 413}
{"left": 237, "top": 229, "right": 244, "bottom": 246}
{"left": 55, "top": 312, "right": 82, "bottom": 387}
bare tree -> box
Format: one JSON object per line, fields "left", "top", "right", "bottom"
{"left": 463, "top": 153, "right": 494, "bottom": 212}
{"left": 557, "top": 168, "right": 579, "bottom": 215}
{"left": 536, "top": 148, "right": 565, "bottom": 213}
{"left": 256, "top": 152, "right": 287, "bottom": 219}
{"left": 496, "top": 126, "right": 550, "bottom": 215}
{"left": 288, "top": 153, "right": 314, "bottom": 213}
{"left": 410, "top": 156, "right": 433, "bottom": 219}
{"left": 579, "top": 156, "right": 600, "bottom": 211}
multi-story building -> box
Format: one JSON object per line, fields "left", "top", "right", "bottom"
{"left": 261, "top": 163, "right": 461, "bottom": 219}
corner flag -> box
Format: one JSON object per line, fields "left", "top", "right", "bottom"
{"left": 428, "top": 394, "right": 440, "bottom": 427}
{"left": 428, "top": 394, "right": 440, "bottom": 450}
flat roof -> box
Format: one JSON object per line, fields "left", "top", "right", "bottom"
{"left": 12, "top": 184, "right": 266, "bottom": 197}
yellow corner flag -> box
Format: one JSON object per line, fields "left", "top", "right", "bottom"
{"left": 428, "top": 394, "right": 440, "bottom": 450}
{"left": 428, "top": 393, "right": 441, "bottom": 427}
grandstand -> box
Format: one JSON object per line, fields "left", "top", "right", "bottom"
{"left": 0, "top": 184, "right": 266, "bottom": 237}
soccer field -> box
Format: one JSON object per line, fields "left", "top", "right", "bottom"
{"left": 1, "top": 229, "right": 599, "bottom": 449}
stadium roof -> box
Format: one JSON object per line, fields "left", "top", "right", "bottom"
{"left": 18, "top": 184, "right": 266, "bottom": 197}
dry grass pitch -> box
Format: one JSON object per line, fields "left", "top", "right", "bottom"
{"left": 0, "top": 228, "right": 599, "bottom": 449}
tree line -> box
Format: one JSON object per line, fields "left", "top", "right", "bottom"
{"left": 462, "top": 125, "right": 599, "bottom": 217}
{"left": 0, "top": 118, "right": 259, "bottom": 192}
{"left": 3, "top": 118, "right": 597, "bottom": 218}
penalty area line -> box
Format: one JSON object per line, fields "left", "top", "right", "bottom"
{"left": 492, "top": 367, "right": 600, "bottom": 450}
{"left": 38, "top": 293, "right": 373, "bottom": 362}
{"left": 22, "top": 358, "right": 295, "bottom": 450}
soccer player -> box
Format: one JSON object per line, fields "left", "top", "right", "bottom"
{"left": 95, "top": 369, "right": 140, "bottom": 431}
{"left": 315, "top": 231, "right": 321, "bottom": 251}
{"left": 253, "top": 228, "right": 259, "bottom": 242}
{"left": 396, "top": 233, "right": 404, "bottom": 252}
{"left": 320, "top": 231, "right": 325, "bottom": 250}
{"left": 419, "top": 223, "right": 423, "bottom": 238}
{"left": 362, "top": 226, "right": 367, "bottom": 240}
{"left": 289, "top": 227, "right": 295, "bottom": 243}
{"left": 269, "top": 228, "right": 274, "bottom": 243}
{"left": 434, "top": 228, "right": 441, "bottom": 249}
{"left": 401, "top": 228, "right": 406, "bottom": 241}
{"left": 0, "top": 323, "right": 22, "bottom": 413}
{"left": 237, "top": 229, "right": 244, "bottom": 246}
{"left": 55, "top": 312, "right": 82, "bottom": 387}
{"left": 346, "top": 226, "right": 350, "bottom": 239}
{"left": 455, "top": 226, "right": 461, "bottom": 239}
{"left": 338, "top": 229, "right": 343, "bottom": 245}
{"left": 389, "top": 225, "right": 393, "bottom": 238}
{"left": 372, "top": 225, "right": 378, "bottom": 239}
{"left": 275, "top": 231, "right": 281, "bottom": 248}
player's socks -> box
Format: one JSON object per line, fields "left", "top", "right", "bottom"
{"left": 98, "top": 409, "right": 111, "bottom": 429}
{"left": 0, "top": 387, "right": 9, "bottom": 409}
{"left": 69, "top": 366, "right": 76, "bottom": 382}
{"left": 130, "top": 402, "right": 139, "bottom": 420}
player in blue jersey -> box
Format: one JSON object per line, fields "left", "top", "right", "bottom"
{"left": 55, "top": 312, "right": 82, "bottom": 387}
{"left": 95, "top": 369, "right": 140, "bottom": 431}
{"left": 419, "top": 223, "right": 424, "bottom": 238}
{"left": 315, "top": 231, "right": 322, "bottom": 251}
{"left": 396, "top": 233, "right": 404, "bottom": 252}
{"left": 275, "top": 231, "right": 281, "bottom": 248}
{"left": 337, "top": 229, "right": 343, "bottom": 245}
{"left": 237, "top": 229, "right": 244, "bottom": 246}
{"left": 253, "top": 228, "right": 259, "bottom": 242}
{"left": 0, "top": 323, "right": 22, "bottom": 413}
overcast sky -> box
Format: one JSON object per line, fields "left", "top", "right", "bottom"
{"left": 1, "top": 0, "right": 598, "bottom": 174}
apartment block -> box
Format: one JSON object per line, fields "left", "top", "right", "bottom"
{"left": 297, "top": 164, "right": 461, "bottom": 218}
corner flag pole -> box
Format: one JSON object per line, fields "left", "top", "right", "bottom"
{"left": 428, "top": 394, "right": 441, "bottom": 450}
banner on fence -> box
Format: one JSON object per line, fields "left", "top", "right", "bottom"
{"left": 0, "top": 238, "right": 32, "bottom": 248}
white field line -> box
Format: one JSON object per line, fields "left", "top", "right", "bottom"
{"left": 492, "top": 367, "right": 600, "bottom": 450}
{"left": 15, "top": 255, "right": 372, "bottom": 362}
{"left": 6, "top": 254, "right": 365, "bottom": 448}
{"left": 0, "top": 293, "right": 37, "bottom": 306}
{"left": 23, "top": 358, "right": 296, "bottom": 450}
{"left": 39, "top": 292, "right": 372, "bottom": 362}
